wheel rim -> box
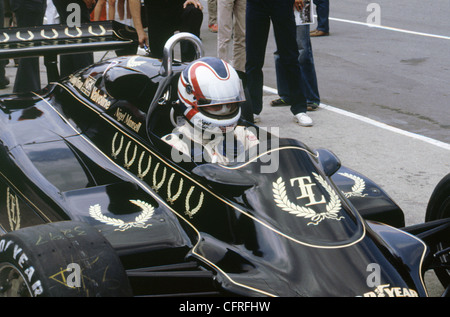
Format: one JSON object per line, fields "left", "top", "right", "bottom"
{"left": 0, "top": 263, "right": 32, "bottom": 297}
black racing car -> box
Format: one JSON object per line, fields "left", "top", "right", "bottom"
{"left": 0, "top": 22, "right": 448, "bottom": 297}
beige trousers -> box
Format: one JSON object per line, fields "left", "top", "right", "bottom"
{"left": 207, "top": 0, "right": 217, "bottom": 25}
{"left": 217, "top": 0, "right": 246, "bottom": 72}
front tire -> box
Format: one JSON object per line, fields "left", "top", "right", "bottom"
{"left": 0, "top": 221, "right": 132, "bottom": 297}
{"left": 425, "top": 173, "right": 450, "bottom": 288}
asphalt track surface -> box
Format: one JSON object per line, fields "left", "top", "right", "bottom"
{"left": 0, "top": 0, "right": 447, "bottom": 296}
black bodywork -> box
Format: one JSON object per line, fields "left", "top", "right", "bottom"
{"left": 0, "top": 23, "right": 448, "bottom": 297}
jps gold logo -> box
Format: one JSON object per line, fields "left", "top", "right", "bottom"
{"left": 273, "top": 173, "right": 343, "bottom": 225}
{"left": 290, "top": 176, "right": 326, "bottom": 207}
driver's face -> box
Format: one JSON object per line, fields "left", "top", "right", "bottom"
{"left": 202, "top": 103, "right": 239, "bottom": 116}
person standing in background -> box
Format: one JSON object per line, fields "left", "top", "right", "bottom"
{"left": 52, "top": 0, "right": 94, "bottom": 77}
{"left": 10, "top": 0, "right": 47, "bottom": 93}
{"left": 128, "top": 0, "right": 203, "bottom": 62}
{"left": 207, "top": 0, "right": 217, "bottom": 32}
{"left": 310, "top": 0, "right": 329, "bottom": 36}
{"left": 245, "top": 0, "right": 313, "bottom": 127}
{"left": 107, "top": 0, "right": 116, "bottom": 20}
{"left": 217, "top": 0, "right": 246, "bottom": 74}
{"left": 117, "top": 0, "right": 132, "bottom": 24}
{"left": 127, "top": 0, "right": 148, "bottom": 47}
{"left": 272, "top": 5, "right": 321, "bottom": 111}
{"left": 93, "top": 0, "right": 107, "bottom": 21}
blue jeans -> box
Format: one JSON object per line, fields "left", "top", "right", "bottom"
{"left": 245, "top": 0, "right": 307, "bottom": 115}
{"left": 313, "top": 0, "right": 329, "bottom": 33}
{"left": 274, "top": 24, "right": 320, "bottom": 105}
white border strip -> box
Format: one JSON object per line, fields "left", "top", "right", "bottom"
{"left": 263, "top": 86, "right": 450, "bottom": 151}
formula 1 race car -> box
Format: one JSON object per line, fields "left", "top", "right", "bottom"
{"left": 0, "top": 22, "right": 448, "bottom": 297}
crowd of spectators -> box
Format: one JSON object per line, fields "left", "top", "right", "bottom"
{"left": 1, "top": 0, "right": 328, "bottom": 128}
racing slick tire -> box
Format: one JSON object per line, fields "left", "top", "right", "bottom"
{"left": 0, "top": 221, "right": 132, "bottom": 297}
{"left": 425, "top": 173, "right": 450, "bottom": 288}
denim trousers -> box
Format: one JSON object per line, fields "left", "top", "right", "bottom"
{"left": 313, "top": 0, "right": 329, "bottom": 32}
{"left": 217, "top": 0, "right": 246, "bottom": 72}
{"left": 245, "top": 0, "right": 307, "bottom": 115}
{"left": 274, "top": 24, "right": 320, "bottom": 105}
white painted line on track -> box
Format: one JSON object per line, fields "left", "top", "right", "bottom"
{"left": 328, "top": 16, "right": 450, "bottom": 41}
{"left": 263, "top": 86, "right": 450, "bottom": 151}
{"left": 320, "top": 103, "right": 450, "bottom": 151}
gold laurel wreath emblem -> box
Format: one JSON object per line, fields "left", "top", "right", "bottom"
{"left": 338, "top": 172, "right": 368, "bottom": 198}
{"left": 0, "top": 32, "right": 9, "bottom": 43}
{"left": 6, "top": 187, "right": 21, "bottom": 231}
{"left": 272, "top": 172, "right": 343, "bottom": 225}
{"left": 185, "top": 186, "right": 204, "bottom": 218}
{"left": 111, "top": 132, "right": 123, "bottom": 159}
{"left": 89, "top": 200, "right": 154, "bottom": 231}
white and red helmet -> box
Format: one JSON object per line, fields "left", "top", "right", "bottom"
{"left": 177, "top": 57, "right": 245, "bottom": 134}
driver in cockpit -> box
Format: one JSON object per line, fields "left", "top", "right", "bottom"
{"left": 162, "top": 57, "right": 259, "bottom": 165}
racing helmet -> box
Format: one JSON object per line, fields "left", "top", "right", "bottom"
{"left": 177, "top": 57, "right": 245, "bottom": 134}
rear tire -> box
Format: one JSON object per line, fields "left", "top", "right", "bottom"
{"left": 0, "top": 221, "right": 132, "bottom": 297}
{"left": 425, "top": 173, "right": 450, "bottom": 288}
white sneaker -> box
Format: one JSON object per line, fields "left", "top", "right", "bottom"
{"left": 294, "top": 112, "right": 313, "bottom": 127}
{"left": 253, "top": 114, "right": 261, "bottom": 123}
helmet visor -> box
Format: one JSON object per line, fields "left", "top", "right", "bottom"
{"left": 196, "top": 80, "right": 246, "bottom": 106}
